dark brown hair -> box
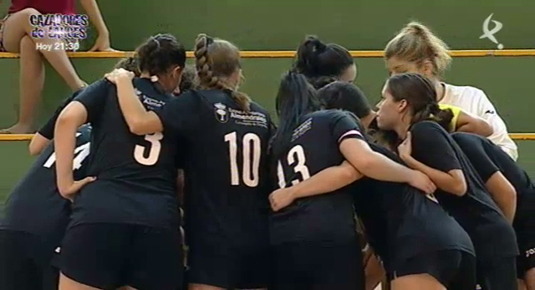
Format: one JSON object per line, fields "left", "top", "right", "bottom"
{"left": 194, "top": 33, "right": 251, "bottom": 111}
{"left": 135, "top": 33, "right": 186, "bottom": 76}
{"left": 178, "top": 65, "right": 196, "bottom": 94}
{"left": 292, "top": 35, "right": 353, "bottom": 85}
{"left": 386, "top": 73, "right": 453, "bottom": 131}
{"left": 114, "top": 56, "right": 140, "bottom": 76}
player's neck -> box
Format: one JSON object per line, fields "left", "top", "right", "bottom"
{"left": 393, "top": 120, "right": 411, "bottom": 140}
{"left": 361, "top": 112, "right": 377, "bottom": 129}
{"left": 435, "top": 81, "right": 446, "bottom": 102}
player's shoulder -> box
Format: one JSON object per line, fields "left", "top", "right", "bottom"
{"left": 411, "top": 121, "right": 452, "bottom": 143}
{"left": 451, "top": 132, "right": 482, "bottom": 143}
{"left": 307, "top": 109, "right": 353, "bottom": 120}
{"left": 411, "top": 120, "right": 443, "bottom": 132}
{"left": 76, "top": 78, "right": 113, "bottom": 98}
{"left": 445, "top": 83, "right": 487, "bottom": 100}
{"left": 249, "top": 101, "right": 271, "bottom": 117}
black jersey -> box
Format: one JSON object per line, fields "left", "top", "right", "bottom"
{"left": 153, "top": 89, "right": 274, "bottom": 248}
{"left": 353, "top": 143, "right": 474, "bottom": 271}
{"left": 270, "top": 110, "right": 364, "bottom": 245}
{"left": 452, "top": 132, "right": 535, "bottom": 220}
{"left": 71, "top": 78, "right": 180, "bottom": 229}
{"left": 410, "top": 121, "right": 518, "bottom": 260}
{"left": 0, "top": 125, "right": 91, "bottom": 247}
{"left": 38, "top": 88, "right": 85, "bottom": 140}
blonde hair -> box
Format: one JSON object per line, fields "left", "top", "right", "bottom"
{"left": 194, "top": 33, "right": 251, "bottom": 111}
{"left": 385, "top": 22, "right": 451, "bottom": 77}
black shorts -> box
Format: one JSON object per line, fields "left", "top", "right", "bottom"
{"left": 476, "top": 256, "right": 517, "bottom": 290}
{"left": 515, "top": 208, "right": 535, "bottom": 278}
{"left": 389, "top": 249, "right": 476, "bottom": 290}
{"left": 186, "top": 240, "right": 270, "bottom": 289}
{"left": 60, "top": 223, "right": 183, "bottom": 290}
{"left": 0, "top": 230, "right": 59, "bottom": 290}
{"left": 271, "top": 241, "right": 364, "bottom": 290}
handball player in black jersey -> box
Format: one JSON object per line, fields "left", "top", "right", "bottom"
{"left": 376, "top": 73, "right": 518, "bottom": 290}
{"left": 268, "top": 72, "right": 435, "bottom": 290}
{"left": 54, "top": 34, "right": 186, "bottom": 290}
{"left": 0, "top": 122, "right": 91, "bottom": 290}
{"left": 281, "top": 81, "right": 476, "bottom": 290}
{"left": 0, "top": 55, "right": 158, "bottom": 290}
{"left": 105, "top": 34, "right": 274, "bottom": 290}
{"left": 453, "top": 132, "right": 535, "bottom": 289}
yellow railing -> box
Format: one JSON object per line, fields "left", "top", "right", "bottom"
{"left": 1, "top": 49, "right": 535, "bottom": 59}
{"left": 0, "top": 133, "right": 534, "bottom": 142}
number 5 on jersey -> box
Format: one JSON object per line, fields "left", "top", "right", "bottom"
{"left": 225, "top": 132, "right": 261, "bottom": 187}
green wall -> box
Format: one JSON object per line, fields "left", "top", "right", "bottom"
{"left": 97, "top": 0, "right": 534, "bottom": 50}
{"left": 0, "top": 57, "right": 533, "bottom": 131}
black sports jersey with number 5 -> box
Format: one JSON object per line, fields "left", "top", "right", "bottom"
{"left": 71, "top": 78, "right": 180, "bottom": 229}
{"left": 153, "top": 90, "right": 273, "bottom": 248}
{"left": 270, "top": 110, "right": 364, "bottom": 246}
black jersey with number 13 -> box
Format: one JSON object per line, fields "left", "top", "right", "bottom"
{"left": 71, "top": 78, "right": 180, "bottom": 229}
{"left": 270, "top": 110, "right": 364, "bottom": 246}
{"left": 153, "top": 90, "right": 274, "bottom": 248}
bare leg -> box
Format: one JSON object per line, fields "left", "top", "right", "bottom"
{"left": 526, "top": 268, "right": 535, "bottom": 290}
{"left": 519, "top": 279, "right": 527, "bottom": 290}
{"left": 1, "top": 8, "right": 86, "bottom": 133}
{"left": 59, "top": 272, "right": 101, "bottom": 290}
{"left": 391, "top": 274, "right": 446, "bottom": 290}
{"left": 189, "top": 284, "right": 225, "bottom": 290}
{"left": 2, "top": 35, "right": 45, "bottom": 133}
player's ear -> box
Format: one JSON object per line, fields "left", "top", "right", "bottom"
{"left": 419, "top": 60, "right": 434, "bottom": 77}
{"left": 397, "top": 99, "right": 408, "bottom": 113}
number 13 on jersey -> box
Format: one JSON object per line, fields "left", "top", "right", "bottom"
{"left": 225, "top": 132, "right": 261, "bottom": 187}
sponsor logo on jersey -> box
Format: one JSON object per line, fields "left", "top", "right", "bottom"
{"left": 526, "top": 247, "right": 535, "bottom": 258}
{"left": 214, "top": 102, "right": 229, "bottom": 123}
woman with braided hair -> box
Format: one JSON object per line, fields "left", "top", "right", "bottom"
{"left": 376, "top": 72, "right": 518, "bottom": 290}
{"left": 384, "top": 21, "right": 517, "bottom": 160}
{"left": 105, "top": 33, "right": 274, "bottom": 290}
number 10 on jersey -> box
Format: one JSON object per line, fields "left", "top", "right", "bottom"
{"left": 224, "top": 132, "right": 261, "bottom": 187}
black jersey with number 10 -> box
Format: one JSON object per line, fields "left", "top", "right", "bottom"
{"left": 270, "top": 110, "right": 364, "bottom": 246}
{"left": 153, "top": 90, "right": 274, "bottom": 248}
{"left": 71, "top": 78, "right": 180, "bottom": 229}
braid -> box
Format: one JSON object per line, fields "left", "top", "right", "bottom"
{"left": 194, "top": 34, "right": 251, "bottom": 112}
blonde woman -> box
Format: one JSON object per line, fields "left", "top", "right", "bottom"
{"left": 383, "top": 21, "right": 517, "bottom": 160}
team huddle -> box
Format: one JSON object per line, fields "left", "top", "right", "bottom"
{"left": 0, "top": 21, "right": 534, "bottom": 290}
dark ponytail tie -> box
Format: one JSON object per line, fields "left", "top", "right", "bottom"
{"left": 150, "top": 36, "right": 161, "bottom": 49}
{"left": 311, "top": 39, "right": 327, "bottom": 53}
{"left": 429, "top": 103, "right": 442, "bottom": 116}
{"left": 206, "top": 36, "right": 214, "bottom": 46}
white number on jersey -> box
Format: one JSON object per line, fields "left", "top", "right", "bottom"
{"left": 426, "top": 193, "right": 440, "bottom": 204}
{"left": 134, "top": 132, "right": 163, "bottom": 166}
{"left": 43, "top": 142, "right": 91, "bottom": 170}
{"left": 224, "top": 131, "right": 261, "bottom": 187}
{"left": 277, "top": 144, "right": 311, "bottom": 188}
